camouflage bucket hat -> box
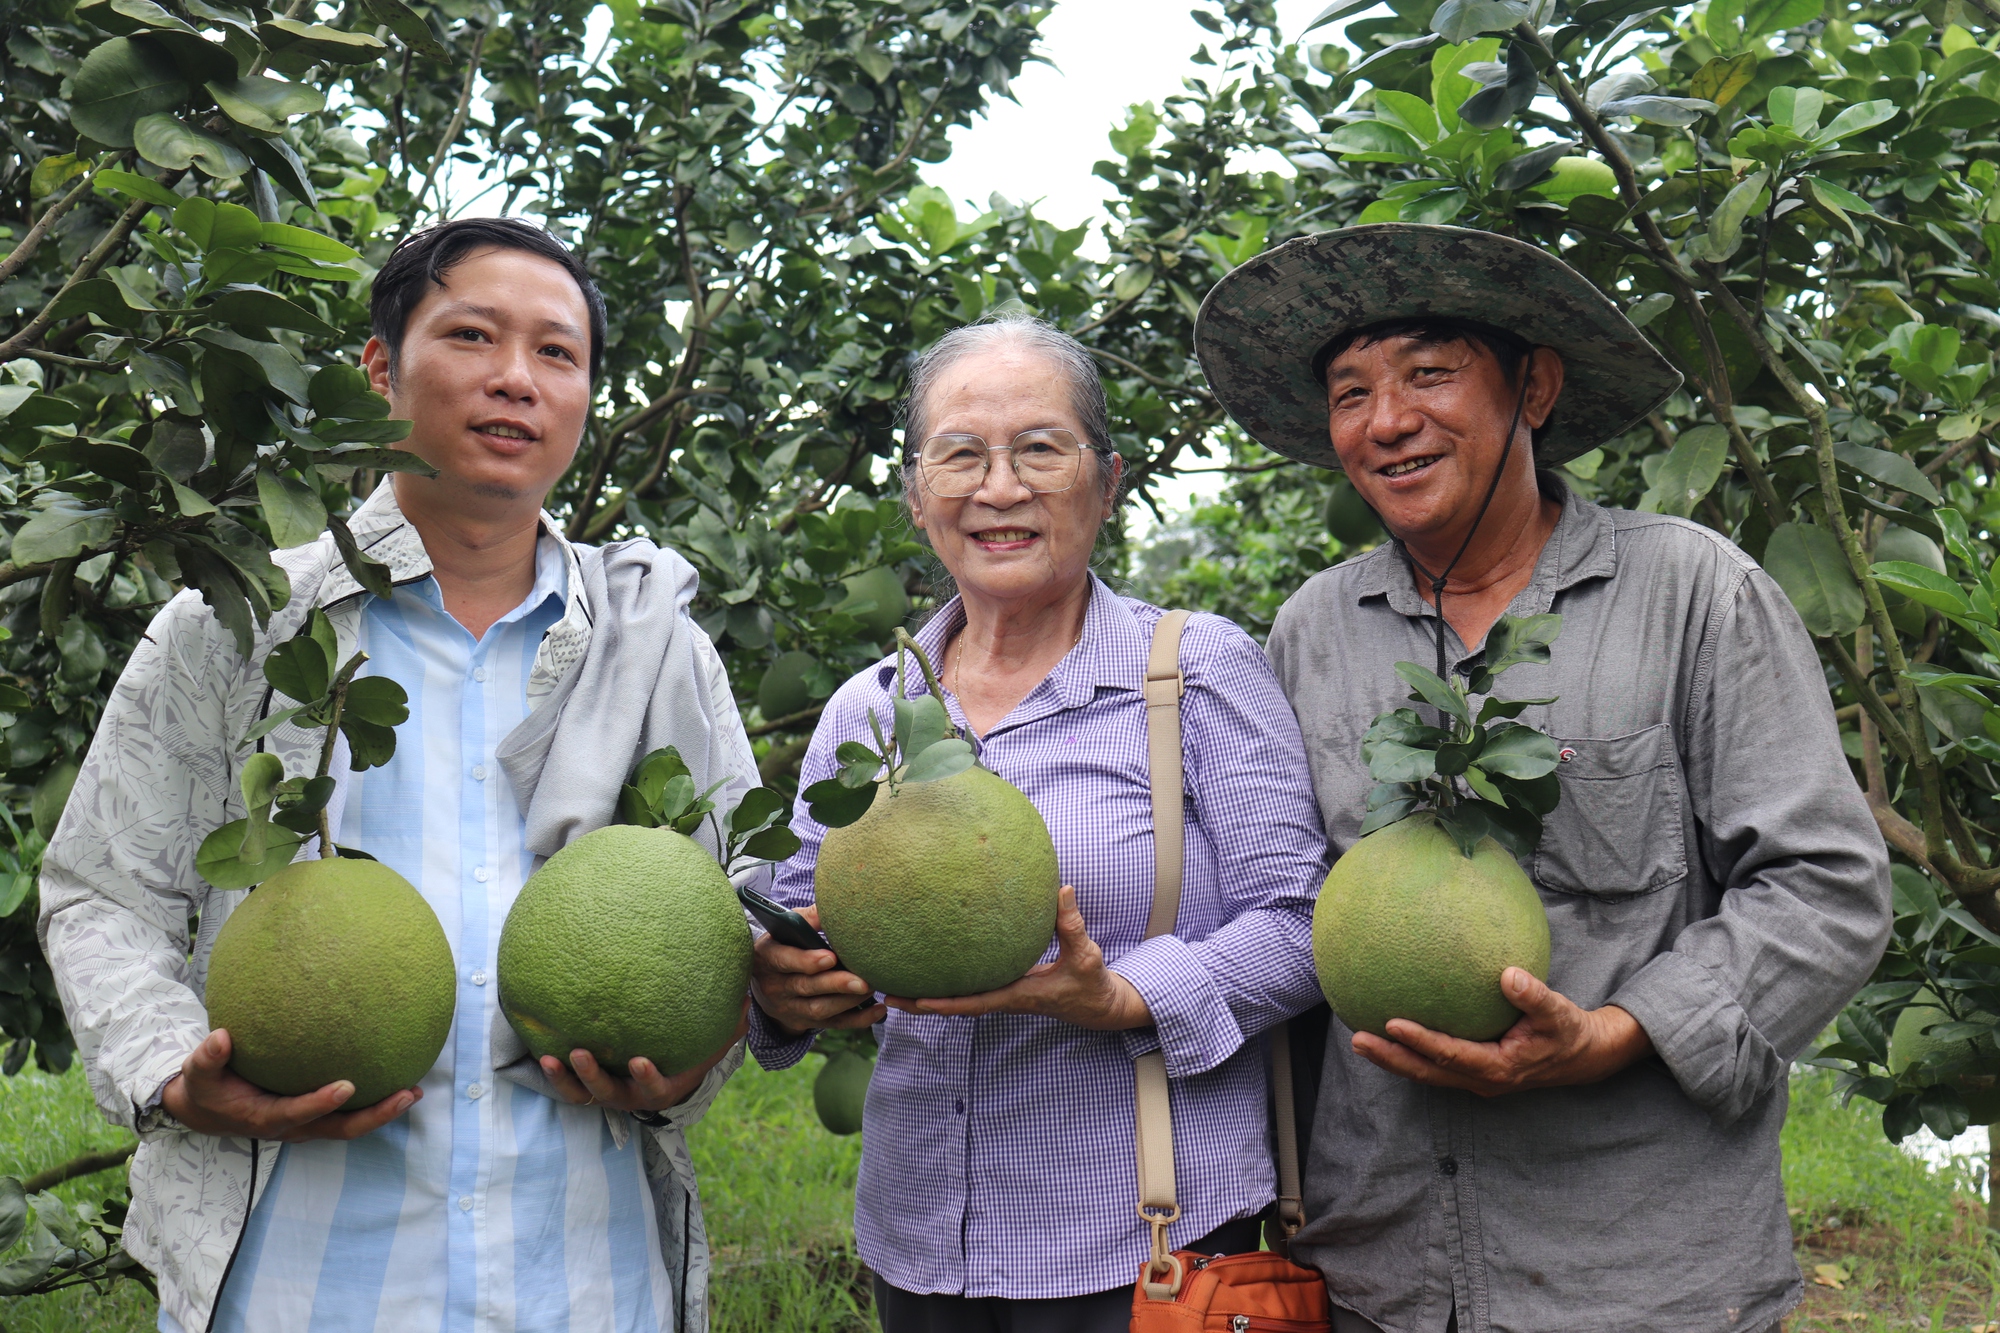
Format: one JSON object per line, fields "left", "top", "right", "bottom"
{"left": 1192, "top": 223, "right": 1683, "bottom": 469}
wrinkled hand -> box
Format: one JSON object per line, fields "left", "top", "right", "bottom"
{"left": 886, "top": 886, "right": 1153, "bottom": 1031}
{"left": 749, "top": 904, "right": 885, "bottom": 1036}
{"left": 162, "top": 1028, "right": 421, "bottom": 1143}
{"left": 539, "top": 1000, "right": 749, "bottom": 1114}
{"left": 1352, "top": 967, "right": 1652, "bottom": 1096}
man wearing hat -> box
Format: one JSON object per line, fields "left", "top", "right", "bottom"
{"left": 1195, "top": 224, "right": 1891, "bottom": 1332}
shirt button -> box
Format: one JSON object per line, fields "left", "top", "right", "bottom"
{"left": 471, "top": 765, "right": 487, "bottom": 781}
{"left": 470, "top": 970, "right": 488, "bottom": 986}
{"left": 458, "top": 1196, "right": 473, "bottom": 1211}
{"left": 473, "top": 866, "right": 489, "bottom": 883}
{"left": 955, "top": 1099, "right": 965, "bottom": 1115}
{"left": 472, "top": 667, "right": 488, "bottom": 683}
{"left": 1437, "top": 1156, "right": 1459, "bottom": 1178}
{"left": 467, "top": 1083, "right": 484, "bottom": 1100}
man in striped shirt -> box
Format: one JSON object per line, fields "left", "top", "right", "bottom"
{"left": 43, "top": 218, "right": 756, "bottom": 1332}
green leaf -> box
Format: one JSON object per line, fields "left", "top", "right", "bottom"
{"left": 901, "top": 696, "right": 952, "bottom": 760}
{"left": 173, "top": 196, "right": 263, "bottom": 253}
{"left": 1811, "top": 99, "right": 1896, "bottom": 148}
{"left": 1873, "top": 561, "right": 1980, "bottom": 620}
{"left": 1367, "top": 739, "right": 1439, "bottom": 783}
{"left": 0, "top": 1179, "right": 26, "bottom": 1255}
{"left": 205, "top": 74, "right": 325, "bottom": 136}
{"left": 1689, "top": 52, "right": 1759, "bottom": 106}
{"left": 1687, "top": 170, "right": 1768, "bottom": 263}
{"left": 1470, "top": 723, "right": 1561, "bottom": 779}
{"left": 1480, "top": 612, "right": 1562, "bottom": 679}
{"left": 68, "top": 37, "right": 189, "bottom": 149}
{"left": 1476, "top": 694, "right": 1555, "bottom": 723}
{"left": 1595, "top": 93, "right": 1718, "bottom": 125}
{"left": 134, "top": 113, "right": 250, "bottom": 177}
{"left": 256, "top": 471, "right": 327, "bottom": 549}
{"left": 341, "top": 676, "right": 409, "bottom": 728}
{"left": 1494, "top": 141, "right": 1573, "bottom": 191}
{"left": 238, "top": 134, "right": 317, "bottom": 207}
{"left": 1923, "top": 95, "right": 2000, "bottom": 130}
{"left": 1325, "top": 121, "right": 1425, "bottom": 162}
{"left": 1303, "top": 0, "right": 1386, "bottom": 35}
{"left": 1763, "top": 522, "right": 1866, "bottom": 636}
{"left": 1739, "top": 0, "right": 1820, "bottom": 39}
{"left": 312, "top": 418, "right": 415, "bottom": 444}
{"left": 256, "top": 18, "right": 389, "bottom": 63}
{"left": 1832, "top": 442, "right": 1943, "bottom": 504}
{"left": 266, "top": 224, "right": 361, "bottom": 265}
{"left": 1917, "top": 1084, "right": 1971, "bottom": 1140}
{"left": 728, "top": 786, "right": 790, "bottom": 836}
{"left": 1650, "top": 424, "right": 1730, "bottom": 517}
{"left": 805, "top": 777, "right": 878, "bottom": 828}
{"left": 741, "top": 825, "right": 803, "bottom": 862}
{"left": 341, "top": 717, "right": 398, "bottom": 771}
{"left": 355, "top": 0, "right": 446, "bottom": 56}
{"left": 1430, "top": 0, "right": 1528, "bottom": 44}
{"left": 235, "top": 749, "right": 284, "bottom": 862}
{"left": 11, "top": 501, "right": 114, "bottom": 566}
{"left": 242, "top": 703, "right": 310, "bottom": 745}
{"left": 196, "top": 818, "right": 304, "bottom": 888}
{"left": 30, "top": 154, "right": 87, "bottom": 201}
{"left": 263, "top": 636, "right": 331, "bottom": 704}
{"left": 1394, "top": 661, "right": 1469, "bottom": 722}
{"left": 1358, "top": 798, "right": 1421, "bottom": 837}
{"left": 204, "top": 286, "right": 341, "bottom": 338}
{"left": 902, "top": 737, "right": 975, "bottom": 784}
{"left": 96, "top": 168, "right": 184, "bottom": 208}
{"left": 1457, "top": 39, "right": 1537, "bottom": 130}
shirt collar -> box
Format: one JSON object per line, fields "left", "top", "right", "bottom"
{"left": 324, "top": 477, "right": 583, "bottom": 618}
{"left": 1349, "top": 479, "right": 1618, "bottom": 620}
{"left": 894, "top": 574, "right": 1150, "bottom": 717}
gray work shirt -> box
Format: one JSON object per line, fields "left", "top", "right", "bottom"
{"left": 1266, "top": 486, "right": 1891, "bottom": 1333}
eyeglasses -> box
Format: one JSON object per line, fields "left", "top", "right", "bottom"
{"left": 915, "top": 428, "right": 1086, "bottom": 498}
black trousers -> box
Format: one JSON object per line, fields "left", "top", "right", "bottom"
{"left": 872, "top": 1217, "right": 1265, "bottom": 1333}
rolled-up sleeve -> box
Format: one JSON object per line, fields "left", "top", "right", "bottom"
{"left": 1609, "top": 568, "right": 1891, "bottom": 1124}
{"left": 1111, "top": 617, "right": 1329, "bottom": 1079}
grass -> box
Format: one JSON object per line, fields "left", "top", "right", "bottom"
{"left": 3, "top": 1061, "right": 1997, "bottom": 1332}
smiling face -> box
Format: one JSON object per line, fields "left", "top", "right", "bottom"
{"left": 361, "top": 245, "right": 593, "bottom": 511}
{"left": 906, "top": 345, "right": 1117, "bottom": 611}
{"left": 1325, "top": 332, "right": 1563, "bottom": 545}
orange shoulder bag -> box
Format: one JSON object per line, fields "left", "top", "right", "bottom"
{"left": 1129, "top": 610, "right": 1331, "bottom": 1333}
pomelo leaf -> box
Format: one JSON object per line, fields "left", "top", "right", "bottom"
{"left": 308, "top": 363, "right": 386, "bottom": 418}
{"left": 341, "top": 675, "right": 409, "bottom": 728}
{"left": 341, "top": 717, "right": 396, "bottom": 771}
{"left": 632, "top": 746, "right": 692, "bottom": 806}
{"left": 236, "top": 750, "right": 284, "bottom": 863}
{"left": 1476, "top": 695, "right": 1554, "bottom": 724}
{"left": 805, "top": 777, "right": 877, "bottom": 828}
{"left": 69, "top": 37, "right": 189, "bottom": 149}
{"left": 1764, "top": 522, "right": 1865, "bottom": 636}
{"left": 1358, "top": 797, "right": 1420, "bottom": 837}
{"left": 899, "top": 696, "right": 951, "bottom": 760}
{"left": 263, "top": 631, "right": 331, "bottom": 703}
{"left": 196, "top": 818, "right": 303, "bottom": 888}
{"left": 257, "top": 470, "right": 327, "bottom": 549}
{"left": 1478, "top": 612, "right": 1561, "bottom": 680}
{"left": 656, "top": 774, "right": 697, "bottom": 823}
{"left": 742, "top": 825, "right": 802, "bottom": 863}
{"left": 729, "top": 786, "right": 789, "bottom": 837}
{"left": 1367, "top": 739, "right": 1437, "bottom": 784}
{"left": 1470, "top": 724, "right": 1560, "bottom": 779}
{"left": 902, "top": 738, "right": 974, "bottom": 785}
{"left": 1395, "top": 661, "right": 1468, "bottom": 721}
{"left": 0, "top": 1179, "right": 25, "bottom": 1255}
{"left": 1872, "top": 561, "right": 1976, "bottom": 619}
{"left": 618, "top": 785, "right": 660, "bottom": 827}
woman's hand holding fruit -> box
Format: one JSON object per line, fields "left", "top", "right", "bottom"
{"left": 887, "top": 887, "right": 1153, "bottom": 1031}
{"left": 749, "top": 905, "right": 888, "bottom": 1035}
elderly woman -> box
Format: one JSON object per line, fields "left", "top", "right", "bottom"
{"left": 748, "top": 314, "right": 1328, "bottom": 1332}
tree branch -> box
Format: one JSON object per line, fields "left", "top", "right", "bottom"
{"left": 20, "top": 1142, "right": 135, "bottom": 1193}
{"left": 0, "top": 173, "right": 185, "bottom": 363}
{"left": 398, "top": 26, "right": 489, "bottom": 239}
{"left": 0, "top": 160, "right": 106, "bottom": 286}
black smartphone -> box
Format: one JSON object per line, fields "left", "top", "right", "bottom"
{"left": 736, "top": 884, "right": 834, "bottom": 954}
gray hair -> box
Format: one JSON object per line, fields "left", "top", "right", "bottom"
{"left": 898, "top": 312, "right": 1120, "bottom": 502}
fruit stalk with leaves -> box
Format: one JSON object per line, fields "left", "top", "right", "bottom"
{"left": 801, "top": 629, "right": 979, "bottom": 831}
{"left": 195, "top": 607, "right": 409, "bottom": 889}
{"left": 1360, "top": 613, "right": 1565, "bottom": 855}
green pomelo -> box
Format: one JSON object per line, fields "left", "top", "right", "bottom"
{"left": 31, "top": 759, "right": 78, "bottom": 841}
{"left": 834, "top": 567, "right": 909, "bottom": 639}
{"left": 815, "top": 765, "right": 1059, "bottom": 999}
{"left": 1890, "top": 991, "right": 2000, "bottom": 1125}
{"left": 1312, "top": 814, "right": 1551, "bottom": 1041}
{"left": 1323, "top": 480, "right": 1383, "bottom": 548}
{"left": 813, "top": 1051, "right": 870, "bottom": 1135}
{"left": 204, "top": 857, "right": 456, "bottom": 1110}
{"left": 497, "top": 824, "right": 750, "bottom": 1076}
{"left": 758, "top": 650, "right": 818, "bottom": 721}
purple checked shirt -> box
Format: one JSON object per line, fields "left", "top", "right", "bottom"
{"left": 752, "top": 577, "right": 1329, "bottom": 1299}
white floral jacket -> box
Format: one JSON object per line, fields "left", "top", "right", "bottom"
{"left": 37, "top": 483, "right": 749, "bottom": 1333}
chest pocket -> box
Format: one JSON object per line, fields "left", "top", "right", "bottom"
{"left": 1533, "top": 723, "right": 1689, "bottom": 900}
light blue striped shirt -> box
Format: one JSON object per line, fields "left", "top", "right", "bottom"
{"left": 165, "top": 533, "right": 679, "bottom": 1333}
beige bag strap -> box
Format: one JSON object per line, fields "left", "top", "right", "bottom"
{"left": 1133, "top": 610, "right": 1306, "bottom": 1299}
{"left": 1136, "top": 610, "right": 1190, "bottom": 1300}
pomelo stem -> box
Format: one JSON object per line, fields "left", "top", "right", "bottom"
{"left": 892, "top": 629, "right": 953, "bottom": 732}
{"left": 315, "top": 651, "right": 369, "bottom": 858}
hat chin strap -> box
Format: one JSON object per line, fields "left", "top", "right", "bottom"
{"left": 1398, "top": 372, "right": 1534, "bottom": 686}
